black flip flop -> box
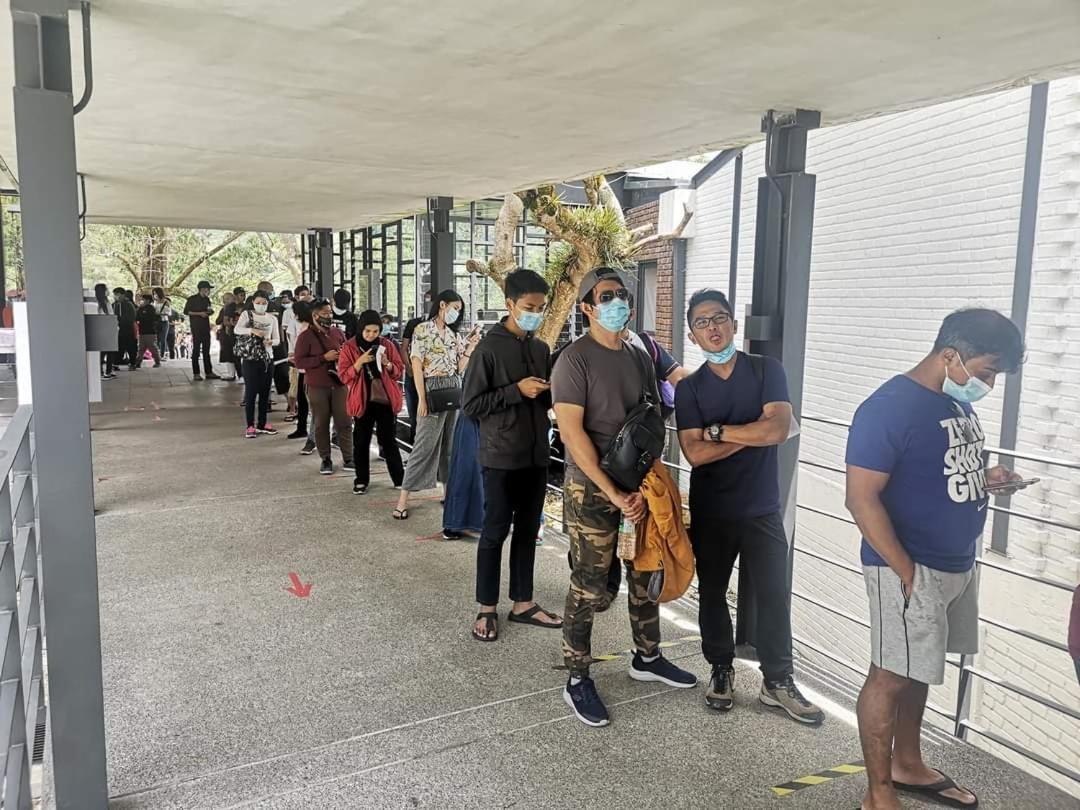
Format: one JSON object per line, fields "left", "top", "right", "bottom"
{"left": 507, "top": 604, "right": 563, "bottom": 629}
{"left": 473, "top": 612, "right": 498, "bottom": 642}
{"left": 893, "top": 771, "right": 978, "bottom": 808}
{"left": 392, "top": 508, "right": 409, "bottom": 520}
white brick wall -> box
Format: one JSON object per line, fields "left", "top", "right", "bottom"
{"left": 681, "top": 80, "right": 1080, "bottom": 797}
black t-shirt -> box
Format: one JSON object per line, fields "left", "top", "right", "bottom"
{"left": 136, "top": 304, "right": 159, "bottom": 334}
{"left": 184, "top": 294, "right": 214, "bottom": 331}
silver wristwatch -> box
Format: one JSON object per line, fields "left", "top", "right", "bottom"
{"left": 706, "top": 424, "right": 724, "bottom": 442}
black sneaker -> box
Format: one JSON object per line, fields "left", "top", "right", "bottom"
{"left": 287, "top": 429, "right": 308, "bottom": 440}
{"left": 300, "top": 439, "right": 316, "bottom": 456}
{"left": 628, "top": 653, "right": 698, "bottom": 688}
{"left": 319, "top": 458, "right": 334, "bottom": 475}
{"left": 192, "top": 373, "right": 203, "bottom": 381}
{"left": 563, "top": 677, "right": 610, "bottom": 728}
{"left": 442, "top": 529, "right": 464, "bottom": 540}
{"left": 353, "top": 482, "right": 368, "bottom": 494}
{"left": 205, "top": 372, "right": 221, "bottom": 380}
{"left": 342, "top": 460, "right": 356, "bottom": 472}
{"left": 705, "top": 665, "right": 735, "bottom": 711}
{"left": 760, "top": 676, "right": 825, "bottom": 726}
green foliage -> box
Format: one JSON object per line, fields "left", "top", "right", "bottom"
{"left": 542, "top": 204, "right": 634, "bottom": 294}
{"left": 1, "top": 195, "right": 23, "bottom": 290}
{"left": 80, "top": 226, "right": 297, "bottom": 298}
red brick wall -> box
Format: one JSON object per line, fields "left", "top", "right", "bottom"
{"left": 625, "top": 201, "right": 674, "bottom": 349}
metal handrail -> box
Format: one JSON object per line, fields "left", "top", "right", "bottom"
{"left": 801, "top": 413, "right": 1080, "bottom": 471}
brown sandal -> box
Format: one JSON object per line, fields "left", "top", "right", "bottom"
{"left": 472, "top": 612, "right": 498, "bottom": 642}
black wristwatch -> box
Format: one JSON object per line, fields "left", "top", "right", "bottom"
{"left": 706, "top": 424, "right": 724, "bottom": 442}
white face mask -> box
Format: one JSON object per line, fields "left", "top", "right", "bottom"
{"left": 254, "top": 303, "right": 268, "bottom": 315}
{"left": 444, "top": 307, "right": 460, "bottom": 325}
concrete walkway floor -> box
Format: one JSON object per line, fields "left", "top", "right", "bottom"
{"left": 86, "top": 363, "right": 1075, "bottom": 809}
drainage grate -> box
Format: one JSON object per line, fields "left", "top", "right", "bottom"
{"left": 32, "top": 722, "right": 45, "bottom": 763}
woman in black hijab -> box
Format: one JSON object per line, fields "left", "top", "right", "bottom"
{"left": 337, "top": 309, "right": 406, "bottom": 494}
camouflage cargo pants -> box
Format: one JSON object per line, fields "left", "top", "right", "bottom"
{"left": 562, "top": 471, "right": 660, "bottom": 676}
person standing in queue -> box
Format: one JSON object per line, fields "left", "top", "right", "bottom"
{"left": 676, "top": 288, "right": 823, "bottom": 724}
{"left": 135, "top": 294, "right": 163, "bottom": 368}
{"left": 400, "top": 290, "right": 433, "bottom": 442}
{"left": 234, "top": 290, "right": 282, "bottom": 438}
{"left": 95, "top": 284, "right": 117, "bottom": 380}
{"left": 293, "top": 299, "right": 354, "bottom": 475}
{"left": 846, "top": 309, "right": 1024, "bottom": 810}
{"left": 392, "top": 290, "right": 480, "bottom": 520}
{"left": 184, "top": 280, "right": 220, "bottom": 380}
{"left": 552, "top": 267, "right": 697, "bottom": 728}
{"left": 463, "top": 268, "right": 562, "bottom": 642}
{"left": 111, "top": 287, "right": 138, "bottom": 370}
{"left": 152, "top": 287, "right": 172, "bottom": 361}
{"left": 338, "top": 310, "right": 406, "bottom": 493}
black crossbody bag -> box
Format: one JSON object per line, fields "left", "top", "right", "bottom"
{"left": 600, "top": 347, "right": 667, "bottom": 492}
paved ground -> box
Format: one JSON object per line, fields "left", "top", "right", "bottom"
{"left": 86, "top": 363, "right": 1075, "bottom": 809}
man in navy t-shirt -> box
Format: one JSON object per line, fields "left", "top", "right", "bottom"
{"left": 845, "top": 308, "right": 1025, "bottom": 810}
{"left": 676, "top": 289, "right": 823, "bottom": 726}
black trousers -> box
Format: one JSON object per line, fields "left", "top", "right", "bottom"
{"left": 241, "top": 359, "right": 273, "bottom": 428}
{"left": 404, "top": 375, "right": 419, "bottom": 443}
{"left": 689, "top": 510, "right": 794, "bottom": 683}
{"left": 295, "top": 379, "right": 309, "bottom": 435}
{"left": 115, "top": 330, "right": 138, "bottom": 367}
{"left": 191, "top": 326, "right": 213, "bottom": 375}
{"left": 475, "top": 466, "right": 547, "bottom": 605}
{"left": 352, "top": 402, "right": 404, "bottom": 486}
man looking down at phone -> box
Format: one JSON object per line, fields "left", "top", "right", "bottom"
{"left": 463, "top": 269, "right": 561, "bottom": 643}
{"left": 552, "top": 267, "right": 697, "bottom": 728}
{"left": 845, "top": 308, "right": 1025, "bottom": 810}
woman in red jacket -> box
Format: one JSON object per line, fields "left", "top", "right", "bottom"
{"left": 338, "top": 310, "right": 406, "bottom": 494}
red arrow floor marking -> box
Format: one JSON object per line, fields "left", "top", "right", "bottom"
{"left": 286, "top": 572, "right": 312, "bottom": 598}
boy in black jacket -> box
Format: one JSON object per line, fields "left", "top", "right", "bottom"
{"left": 463, "top": 269, "right": 562, "bottom": 642}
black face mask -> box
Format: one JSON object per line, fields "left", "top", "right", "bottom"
{"left": 316, "top": 316, "right": 332, "bottom": 329}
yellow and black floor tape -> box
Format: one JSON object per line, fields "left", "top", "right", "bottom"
{"left": 771, "top": 761, "right": 865, "bottom": 796}
{"left": 551, "top": 635, "right": 701, "bottom": 670}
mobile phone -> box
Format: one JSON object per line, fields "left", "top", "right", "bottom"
{"left": 985, "top": 477, "right": 1040, "bottom": 492}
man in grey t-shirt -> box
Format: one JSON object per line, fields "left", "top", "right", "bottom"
{"left": 551, "top": 267, "right": 697, "bottom": 728}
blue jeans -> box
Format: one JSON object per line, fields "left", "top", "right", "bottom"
{"left": 157, "top": 320, "right": 169, "bottom": 358}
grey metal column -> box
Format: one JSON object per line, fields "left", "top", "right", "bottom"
{"left": 314, "top": 228, "right": 333, "bottom": 300}
{"left": 10, "top": 1, "right": 108, "bottom": 807}
{"left": 428, "top": 196, "right": 454, "bottom": 293}
{"left": 737, "top": 109, "right": 820, "bottom": 655}
{"left": 989, "top": 82, "right": 1048, "bottom": 557}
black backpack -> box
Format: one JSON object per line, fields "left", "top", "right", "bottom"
{"left": 600, "top": 347, "right": 667, "bottom": 493}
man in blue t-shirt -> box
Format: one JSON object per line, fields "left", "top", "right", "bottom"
{"left": 845, "top": 308, "right": 1025, "bottom": 810}
{"left": 676, "top": 289, "right": 823, "bottom": 726}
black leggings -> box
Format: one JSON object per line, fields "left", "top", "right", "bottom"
{"left": 241, "top": 359, "right": 273, "bottom": 428}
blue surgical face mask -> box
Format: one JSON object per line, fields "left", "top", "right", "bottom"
{"left": 444, "top": 307, "right": 460, "bottom": 325}
{"left": 942, "top": 355, "right": 992, "bottom": 403}
{"left": 514, "top": 308, "right": 544, "bottom": 333}
{"left": 595, "top": 299, "right": 630, "bottom": 333}
{"left": 702, "top": 342, "right": 736, "bottom": 365}
{"left": 381, "top": 324, "right": 392, "bottom": 335}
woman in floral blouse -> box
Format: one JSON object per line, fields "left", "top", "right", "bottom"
{"left": 393, "top": 289, "right": 481, "bottom": 519}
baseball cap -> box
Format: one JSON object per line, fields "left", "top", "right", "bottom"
{"left": 577, "top": 267, "right": 625, "bottom": 303}
{"left": 197, "top": 280, "right": 214, "bottom": 290}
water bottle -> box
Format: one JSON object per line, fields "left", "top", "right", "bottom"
{"left": 617, "top": 515, "right": 638, "bottom": 561}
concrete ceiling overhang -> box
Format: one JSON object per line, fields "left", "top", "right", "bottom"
{"left": 1, "top": 1, "right": 1078, "bottom": 233}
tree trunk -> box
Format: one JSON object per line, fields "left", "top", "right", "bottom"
{"left": 169, "top": 231, "right": 245, "bottom": 291}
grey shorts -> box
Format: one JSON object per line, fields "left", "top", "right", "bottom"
{"left": 864, "top": 563, "right": 979, "bottom": 685}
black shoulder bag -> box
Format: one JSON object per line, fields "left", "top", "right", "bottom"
{"left": 600, "top": 347, "right": 667, "bottom": 492}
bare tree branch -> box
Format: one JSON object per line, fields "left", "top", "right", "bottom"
{"left": 629, "top": 203, "right": 693, "bottom": 253}
{"left": 170, "top": 231, "right": 244, "bottom": 290}
{"left": 582, "top": 176, "right": 601, "bottom": 207}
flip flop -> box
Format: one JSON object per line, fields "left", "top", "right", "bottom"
{"left": 392, "top": 508, "right": 409, "bottom": 520}
{"left": 893, "top": 771, "right": 978, "bottom": 808}
{"left": 473, "top": 612, "right": 498, "bottom": 642}
{"left": 507, "top": 604, "right": 563, "bottom": 629}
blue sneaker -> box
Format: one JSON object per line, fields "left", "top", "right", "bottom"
{"left": 629, "top": 652, "right": 698, "bottom": 688}
{"left": 563, "top": 677, "right": 610, "bottom": 727}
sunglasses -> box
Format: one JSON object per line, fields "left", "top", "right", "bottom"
{"left": 594, "top": 288, "right": 630, "bottom": 304}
